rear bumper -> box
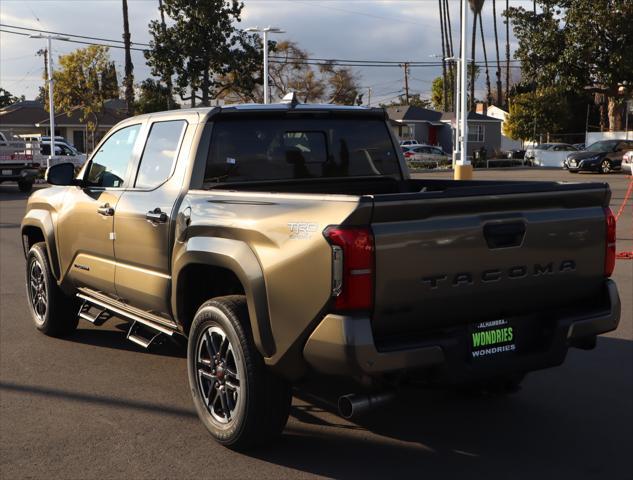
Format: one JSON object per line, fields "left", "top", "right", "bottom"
{"left": 0, "top": 167, "right": 38, "bottom": 182}
{"left": 303, "top": 280, "right": 620, "bottom": 381}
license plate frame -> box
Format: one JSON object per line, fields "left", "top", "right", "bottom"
{"left": 469, "top": 319, "right": 517, "bottom": 360}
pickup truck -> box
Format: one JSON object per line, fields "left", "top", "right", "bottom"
{"left": 21, "top": 99, "right": 621, "bottom": 450}
{"left": 0, "top": 131, "right": 39, "bottom": 192}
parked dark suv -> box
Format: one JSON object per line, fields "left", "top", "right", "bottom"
{"left": 565, "top": 140, "right": 633, "bottom": 173}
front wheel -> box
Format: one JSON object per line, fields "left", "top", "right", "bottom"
{"left": 600, "top": 159, "right": 612, "bottom": 174}
{"left": 187, "top": 296, "right": 291, "bottom": 450}
{"left": 26, "top": 242, "right": 78, "bottom": 336}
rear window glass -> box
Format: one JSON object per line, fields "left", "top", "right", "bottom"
{"left": 204, "top": 116, "right": 400, "bottom": 184}
{"left": 135, "top": 120, "right": 187, "bottom": 189}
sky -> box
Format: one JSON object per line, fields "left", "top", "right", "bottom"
{"left": 0, "top": 0, "right": 533, "bottom": 106}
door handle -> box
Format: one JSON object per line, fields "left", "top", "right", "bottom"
{"left": 146, "top": 208, "right": 168, "bottom": 224}
{"left": 97, "top": 203, "right": 114, "bottom": 216}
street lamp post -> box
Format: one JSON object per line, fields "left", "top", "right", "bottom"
{"left": 455, "top": 0, "right": 472, "bottom": 180}
{"left": 29, "top": 34, "right": 68, "bottom": 168}
{"left": 245, "top": 26, "right": 285, "bottom": 104}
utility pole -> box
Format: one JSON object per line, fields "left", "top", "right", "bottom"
{"left": 399, "top": 62, "right": 410, "bottom": 105}
{"left": 36, "top": 48, "right": 48, "bottom": 83}
{"left": 30, "top": 34, "right": 68, "bottom": 169}
{"left": 367, "top": 87, "right": 372, "bottom": 107}
{"left": 122, "top": 0, "right": 135, "bottom": 115}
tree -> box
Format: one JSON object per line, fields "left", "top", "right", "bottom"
{"left": 478, "top": 11, "right": 492, "bottom": 105}
{"left": 468, "top": 0, "right": 485, "bottom": 110}
{"left": 503, "top": 85, "right": 591, "bottom": 141}
{"left": 50, "top": 46, "right": 113, "bottom": 150}
{"left": 145, "top": 0, "right": 263, "bottom": 107}
{"left": 492, "top": 0, "right": 503, "bottom": 106}
{"left": 431, "top": 66, "right": 479, "bottom": 111}
{"left": 380, "top": 94, "right": 432, "bottom": 109}
{"left": 100, "top": 62, "right": 119, "bottom": 99}
{"left": 121, "top": 0, "right": 135, "bottom": 114}
{"left": 0, "top": 88, "right": 25, "bottom": 108}
{"left": 135, "top": 78, "right": 180, "bottom": 113}
{"left": 220, "top": 41, "right": 362, "bottom": 105}
{"left": 507, "top": 1, "right": 633, "bottom": 131}
{"left": 505, "top": 0, "right": 510, "bottom": 107}
{"left": 438, "top": 0, "right": 448, "bottom": 111}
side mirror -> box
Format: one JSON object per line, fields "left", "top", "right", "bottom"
{"left": 46, "top": 162, "right": 76, "bottom": 186}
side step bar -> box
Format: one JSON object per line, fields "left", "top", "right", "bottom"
{"left": 76, "top": 292, "right": 174, "bottom": 349}
{"left": 78, "top": 300, "right": 112, "bottom": 326}
{"left": 127, "top": 321, "right": 163, "bottom": 349}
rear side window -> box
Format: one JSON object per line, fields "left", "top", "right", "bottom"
{"left": 204, "top": 116, "right": 400, "bottom": 184}
{"left": 135, "top": 120, "right": 187, "bottom": 189}
{"left": 86, "top": 124, "right": 140, "bottom": 188}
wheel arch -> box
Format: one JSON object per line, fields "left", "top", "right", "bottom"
{"left": 172, "top": 236, "right": 275, "bottom": 357}
{"left": 21, "top": 211, "right": 61, "bottom": 280}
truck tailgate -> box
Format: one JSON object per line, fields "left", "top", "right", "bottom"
{"left": 369, "top": 181, "right": 610, "bottom": 343}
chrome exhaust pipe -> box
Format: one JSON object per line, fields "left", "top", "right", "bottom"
{"left": 337, "top": 391, "right": 395, "bottom": 419}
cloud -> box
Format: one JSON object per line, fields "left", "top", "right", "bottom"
{"left": 1, "top": 0, "right": 523, "bottom": 104}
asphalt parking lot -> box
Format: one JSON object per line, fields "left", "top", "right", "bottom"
{"left": 1, "top": 169, "right": 631, "bottom": 480}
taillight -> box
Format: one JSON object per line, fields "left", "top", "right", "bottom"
{"left": 604, "top": 207, "right": 616, "bottom": 276}
{"left": 404, "top": 151, "right": 413, "bottom": 158}
{"left": 324, "top": 226, "right": 374, "bottom": 311}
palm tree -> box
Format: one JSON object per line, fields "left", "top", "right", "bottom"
{"left": 492, "top": 0, "right": 502, "bottom": 106}
{"left": 122, "top": 0, "right": 135, "bottom": 115}
{"left": 158, "top": 0, "right": 172, "bottom": 110}
{"left": 505, "top": 0, "right": 510, "bottom": 109}
{"left": 443, "top": 0, "right": 455, "bottom": 108}
{"left": 479, "top": 12, "right": 492, "bottom": 105}
{"left": 438, "top": 0, "right": 448, "bottom": 111}
{"left": 468, "top": 0, "right": 485, "bottom": 110}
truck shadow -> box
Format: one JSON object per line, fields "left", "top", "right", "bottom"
{"left": 68, "top": 322, "right": 187, "bottom": 358}
{"left": 254, "top": 336, "right": 632, "bottom": 479}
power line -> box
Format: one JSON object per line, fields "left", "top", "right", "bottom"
{"left": 1, "top": 25, "right": 524, "bottom": 69}
{"left": 0, "top": 23, "right": 150, "bottom": 46}
{"left": 0, "top": 28, "right": 147, "bottom": 52}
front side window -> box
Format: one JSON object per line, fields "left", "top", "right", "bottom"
{"left": 204, "top": 116, "right": 400, "bottom": 184}
{"left": 135, "top": 120, "right": 187, "bottom": 189}
{"left": 86, "top": 124, "right": 140, "bottom": 188}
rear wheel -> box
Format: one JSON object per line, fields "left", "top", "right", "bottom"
{"left": 600, "top": 159, "right": 612, "bottom": 174}
{"left": 187, "top": 296, "right": 291, "bottom": 450}
{"left": 18, "top": 180, "right": 33, "bottom": 193}
{"left": 26, "top": 242, "right": 78, "bottom": 336}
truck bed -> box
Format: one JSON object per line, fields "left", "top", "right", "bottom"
{"left": 211, "top": 176, "right": 610, "bottom": 345}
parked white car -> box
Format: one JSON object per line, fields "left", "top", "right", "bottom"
{"left": 525, "top": 143, "right": 579, "bottom": 168}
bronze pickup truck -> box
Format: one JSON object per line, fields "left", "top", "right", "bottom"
{"left": 21, "top": 98, "right": 620, "bottom": 449}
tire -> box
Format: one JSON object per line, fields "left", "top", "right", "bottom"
{"left": 600, "top": 159, "right": 611, "bottom": 174}
{"left": 18, "top": 180, "right": 33, "bottom": 193}
{"left": 187, "top": 295, "right": 291, "bottom": 450}
{"left": 26, "top": 242, "right": 79, "bottom": 336}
